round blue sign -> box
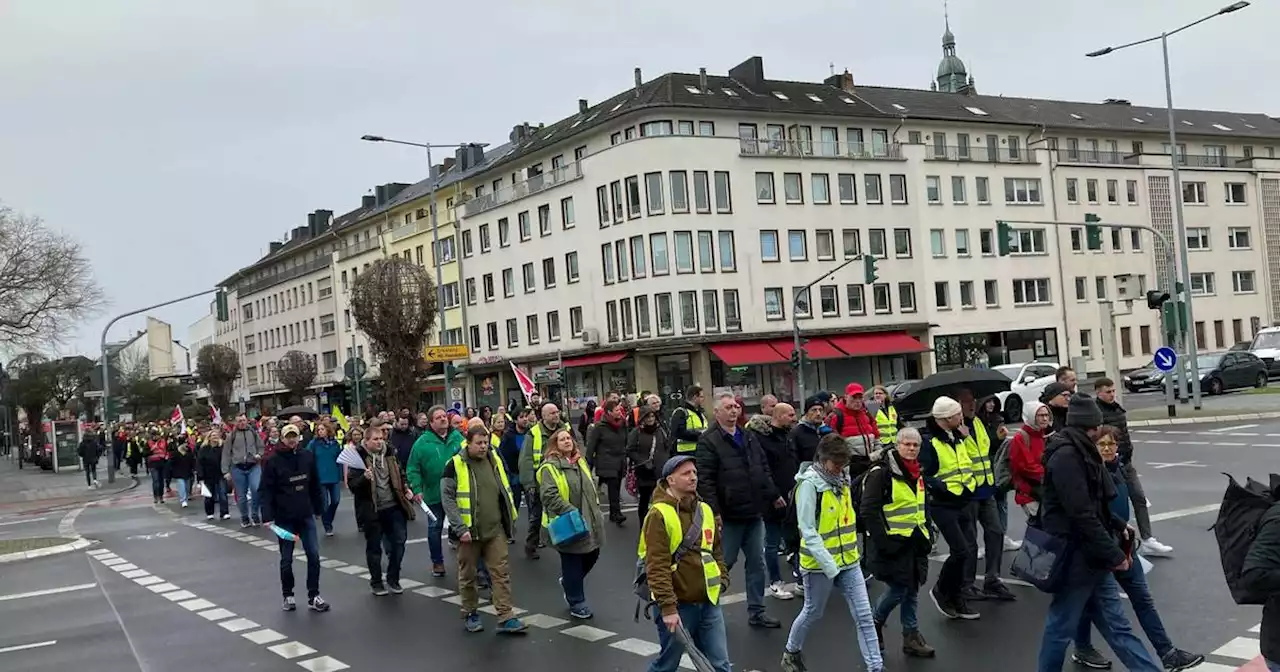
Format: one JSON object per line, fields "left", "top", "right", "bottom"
{"left": 1153, "top": 347, "right": 1178, "bottom": 372}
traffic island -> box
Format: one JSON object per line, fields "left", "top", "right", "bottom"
{"left": 0, "top": 536, "right": 92, "bottom": 564}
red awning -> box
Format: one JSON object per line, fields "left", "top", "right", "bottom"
{"left": 769, "top": 337, "right": 844, "bottom": 360}
{"left": 709, "top": 341, "right": 787, "bottom": 366}
{"left": 827, "top": 332, "right": 928, "bottom": 357}
{"left": 560, "top": 352, "right": 628, "bottom": 368}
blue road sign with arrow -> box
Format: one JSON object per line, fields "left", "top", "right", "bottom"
{"left": 1154, "top": 347, "right": 1178, "bottom": 372}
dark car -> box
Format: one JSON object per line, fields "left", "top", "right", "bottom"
{"left": 1123, "top": 366, "right": 1166, "bottom": 393}
{"left": 1185, "top": 351, "right": 1269, "bottom": 395}
{"left": 884, "top": 379, "right": 921, "bottom": 403}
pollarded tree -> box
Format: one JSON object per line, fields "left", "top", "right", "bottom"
{"left": 8, "top": 353, "right": 54, "bottom": 448}
{"left": 350, "top": 256, "right": 437, "bottom": 411}
{"left": 196, "top": 343, "right": 240, "bottom": 410}
{"left": 277, "top": 349, "right": 317, "bottom": 404}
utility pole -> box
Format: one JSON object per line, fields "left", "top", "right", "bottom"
{"left": 792, "top": 255, "right": 865, "bottom": 400}
{"left": 1099, "top": 300, "right": 1123, "bottom": 406}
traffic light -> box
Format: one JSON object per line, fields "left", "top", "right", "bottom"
{"left": 863, "top": 255, "right": 879, "bottom": 284}
{"left": 996, "top": 220, "right": 1014, "bottom": 256}
{"left": 215, "top": 290, "right": 229, "bottom": 322}
{"left": 789, "top": 349, "right": 801, "bottom": 370}
{"left": 1084, "top": 213, "right": 1103, "bottom": 250}
{"left": 1145, "top": 289, "right": 1171, "bottom": 310}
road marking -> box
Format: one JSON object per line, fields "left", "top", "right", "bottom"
{"left": 0, "top": 516, "right": 48, "bottom": 527}
{"left": 1212, "top": 636, "right": 1259, "bottom": 660}
{"left": 412, "top": 586, "right": 454, "bottom": 598}
{"left": 522, "top": 613, "right": 569, "bottom": 628}
{"left": 561, "top": 624, "right": 617, "bottom": 642}
{"left": 179, "top": 598, "right": 216, "bottom": 611}
{"left": 1217, "top": 442, "right": 1247, "bottom": 447}
{"left": 611, "top": 638, "right": 662, "bottom": 656}
{"left": 147, "top": 582, "right": 178, "bottom": 593}
{"left": 719, "top": 592, "right": 747, "bottom": 604}
{"left": 1144, "top": 440, "right": 1172, "bottom": 444}
{"left": 479, "top": 604, "right": 527, "bottom": 616}
{"left": 0, "top": 583, "right": 96, "bottom": 602}
{"left": 1229, "top": 433, "right": 1261, "bottom": 436}
{"left": 1165, "top": 430, "right": 1191, "bottom": 434}
{"left": 134, "top": 576, "right": 163, "bottom": 586}
{"left": 218, "top": 617, "right": 260, "bottom": 633}
{"left": 86, "top": 549, "right": 114, "bottom": 557}
{"left": 298, "top": 656, "right": 350, "bottom": 671}
{"left": 268, "top": 641, "right": 317, "bottom": 659}
{"left": 335, "top": 565, "right": 365, "bottom": 575}
{"left": 100, "top": 558, "right": 127, "bottom": 566}
{"left": 119, "top": 569, "right": 150, "bottom": 579}
{"left": 162, "top": 590, "right": 197, "bottom": 602}
{"left": 243, "top": 629, "right": 287, "bottom": 645}
{"left": 198, "top": 607, "right": 236, "bottom": 621}
{"left": 0, "top": 640, "right": 57, "bottom": 655}
{"left": 319, "top": 559, "right": 347, "bottom": 569}
{"left": 1150, "top": 504, "right": 1220, "bottom": 522}
{"left": 1149, "top": 461, "right": 1205, "bottom": 469}
{"left": 443, "top": 594, "right": 488, "bottom": 606}
{"left": 1255, "top": 444, "right": 1280, "bottom": 448}
{"left": 1212, "top": 424, "right": 1259, "bottom": 432}
{"left": 111, "top": 563, "right": 139, "bottom": 572}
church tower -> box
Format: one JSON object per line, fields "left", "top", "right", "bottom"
{"left": 934, "top": 3, "right": 976, "bottom": 95}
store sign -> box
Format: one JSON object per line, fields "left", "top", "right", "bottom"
{"left": 473, "top": 355, "right": 503, "bottom": 365}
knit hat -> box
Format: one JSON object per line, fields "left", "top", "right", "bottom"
{"left": 932, "top": 396, "right": 962, "bottom": 419}
{"left": 660, "top": 455, "right": 696, "bottom": 480}
{"left": 1040, "top": 382, "right": 1071, "bottom": 404}
{"left": 803, "top": 395, "right": 827, "bottom": 413}
{"left": 1066, "top": 393, "right": 1103, "bottom": 429}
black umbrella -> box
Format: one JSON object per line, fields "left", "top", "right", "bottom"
{"left": 276, "top": 405, "right": 319, "bottom": 420}
{"left": 894, "top": 368, "right": 1011, "bottom": 418}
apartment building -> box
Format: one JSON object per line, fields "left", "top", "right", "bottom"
{"left": 453, "top": 50, "right": 1280, "bottom": 413}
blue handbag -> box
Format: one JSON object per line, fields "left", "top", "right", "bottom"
{"left": 1009, "top": 524, "right": 1075, "bottom": 593}
{"left": 547, "top": 509, "right": 590, "bottom": 546}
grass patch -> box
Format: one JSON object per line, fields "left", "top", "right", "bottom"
{"left": 0, "top": 536, "right": 75, "bottom": 555}
{"left": 1243, "top": 386, "right": 1280, "bottom": 395}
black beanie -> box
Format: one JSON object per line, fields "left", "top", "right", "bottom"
{"left": 1065, "top": 393, "right": 1103, "bottom": 429}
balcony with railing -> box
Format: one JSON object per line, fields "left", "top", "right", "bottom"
{"left": 925, "top": 145, "right": 1041, "bottom": 165}
{"left": 1052, "top": 149, "right": 1140, "bottom": 166}
{"left": 337, "top": 236, "right": 381, "bottom": 261}
{"left": 739, "top": 138, "right": 904, "bottom": 161}
{"left": 461, "top": 162, "right": 583, "bottom": 218}
{"left": 1124, "top": 152, "right": 1257, "bottom": 170}
{"left": 237, "top": 255, "right": 333, "bottom": 297}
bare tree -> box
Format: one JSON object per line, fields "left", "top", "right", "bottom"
{"left": 0, "top": 204, "right": 105, "bottom": 349}
{"left": 351, "top": 256, "right": 437, "bottom": 411}
{"left": 277, "top": 350, "right": 317, "bottom": 403}
{"left": 48, "top": 356, "right": 94, "bottom": 410}
{"left": 8, "top": 353, "right": 53, "bottom": 448}
{"left": 196, "top": 343, "right": 240, "bottom": 410}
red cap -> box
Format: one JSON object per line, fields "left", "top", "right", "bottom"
{"left": 845, "top": 382, "right": 865, "bottom": 396}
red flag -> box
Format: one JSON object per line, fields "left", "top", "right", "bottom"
{"left": 210, "top": 404, "right": 222, "bottom": 427}
{"left": 510, "top": 362, "right": 536, "bottom": 400}
{"left": 170, "top": 405, "right": 184, "bottom": 427}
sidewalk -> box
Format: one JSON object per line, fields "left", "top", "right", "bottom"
{"left": 0, "top": 456, "right": 137, "bottom": 506}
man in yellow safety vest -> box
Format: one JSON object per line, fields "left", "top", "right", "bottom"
{"left": 668, "top": 385, "right": 707, "bottom": 454}
{"left": 919, "top": 396, "right": 980, "bottom": 621}
{"left": 517, "top": 402, "right": 575, "bottom": 559}
{"left": 957, "top": 388, "right": 1016, "bottom": 602}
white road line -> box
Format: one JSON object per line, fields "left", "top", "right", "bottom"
{"left": 298, "top": 656, "right": 350, "bottom": 671}
{"left": 0, "top": 517, "right": 48, "bottom": 527}
{"left": 1211, "top": 424, "right": 1259, "bottom": 432}
{"left": 0, "top": 583, "right": 96, "bottom": 602}
{"left": 561, "top": 624, "right": 616, "bottom": 642}
{"left": 1211, "top": 636, "right": 1260, "bottom": 661}
{"left": 267, "top": 641, "right": 316, "bottom": 659}
{"left": 1229, "top": 433, "right": 1261, "bottom": 436}
{"left": 1144, "top": 440, "right": 1172, "bottom": 444}
{"left": 0, "top": 640, "right": 57, "bottom": 655}
{"left": 1217, "top": 442, "right": 1247, "bottom": 447}
{"left": 1149, "top": 504, "right": 1219, "bottom": 522}
{"left": 1165, "top": 430, "right": 1191, "bottom": 434}
{"left": 1256, "top": 444, "right": 1280, "bottom": 448}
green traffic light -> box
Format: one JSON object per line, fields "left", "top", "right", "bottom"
{"left": 863, "top": 255, "right": 879, "bottom": 284}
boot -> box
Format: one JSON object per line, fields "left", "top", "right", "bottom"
{"left": 874, "top": 619, "right": 885, "bottom": 652}
{"left": 903, "top": 631, "right": 936, "bottom": 658}
{"left": 780, "top": 650, "right": 807, "bottom": 672}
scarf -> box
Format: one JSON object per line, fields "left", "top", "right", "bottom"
{"left": 901, "top": 457, "right": 921, "bottom": 483}
{"left": 815, "top": 463, "right": 850, "bottom": 491}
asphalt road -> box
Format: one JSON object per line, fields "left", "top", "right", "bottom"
{"left": 4, "top": 421, "right": 1274, "bottom": 672}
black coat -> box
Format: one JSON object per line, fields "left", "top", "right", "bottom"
{"left": 346, "top": 448, "right": 415, "bottom": 527}
{"left": 197, "top": 443, "right": 223, "bottom": 482}
{"left": 168, "top": 448, "right": 195, "bottom": 480}
{"left": 860, "top": 449, "right": 932, "bottom": 588}
{"left": 584, "top": 420, "right": 628, "bottom": 479}
{"left": 77, "top": 436, "right": 100, "bottom": 463}
{"left": 750, "top": 423, "right": 797, "bottom": 519}
{"left": 788, "top": 422, "right": 824, "bottom": 466}
{"left": 1241, "top": 500, "right": 1280, "bottom": 662}
{"left": 387, "top": 427, "right": 418, "bottom": 468}
{"left": 694, "top": 425, "right": 780, "bottom": 522}
{"left": 1096, "top": 399, "right": 1132, "bottom": 463}
{"left": 259, "top": 447, "right": 324, "bottom": 525}
{"left": 626, "top": 426, "right": 671, "bottom": 488}
{"left": 1039, "top": 427, "right": 1128, "bottom": 578}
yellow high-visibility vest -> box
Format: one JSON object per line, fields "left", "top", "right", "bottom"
{"left": 876, "top": 407, "right": 898, "bottom": 445}
{"left": 676, "top": 409, "right": 705, "bottom": 454}
{"left": 884, "top": 474, "right": 930, "bottom": 538}
{"left": 931, "top": 434, "right": 976, "bottom": 495}
{"left": 965, "top": 418, "right": 994, "bottom": 487}
{"left": 529, "top": 422, "right": 566, "bottom": 466}
{"left": 637, "top": 501, "right": 722, "bottom": 605}
{"left": 450, "top": 453, "right": 518, "bottom": 528}
{"left": 536, "top": 459, "right": 594, "bottom": 528}
{"left": 799, "top": 486, "right": 861, "bottom": 571}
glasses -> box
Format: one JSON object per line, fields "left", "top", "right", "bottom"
{"left": 1097, "top": 440, "right": 1117, "bottom": 448}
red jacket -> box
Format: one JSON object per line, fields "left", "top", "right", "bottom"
{"left": 147, "top": 439, "right": 169, "bottom": 464}
{"left": 1008, "top": 423, "right": 1046, "bottom": 506}
{"left": 827, "top": 401, "right": 879, "bottom": 440}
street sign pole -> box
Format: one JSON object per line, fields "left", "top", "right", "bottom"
{"left": 792, "top": 255, "right": 863, "bottom": 401}
{"left": 1099, "top": 300, "right": 1122, "bottom": 406}
{"left": 1153, "top": 346, "right": 1179, "bottom": 418}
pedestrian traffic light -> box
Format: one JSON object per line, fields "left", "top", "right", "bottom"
{"left": 1084, "top": 213, "right": 1103, "bottom": 250}
{"left": 996, "top": 220, "right": 1013, "bottom": 256}
{"left": 215, "top": 290, "right": 229, "bottom": 322}
{"left": 863, "top": 255, "right": 879, "bottom": 284}
{"left": 789, "top": 349, "right": 801, "bottom": 370}
{"left": 1145, "top": 289, "right": 1171, "bottom": 310}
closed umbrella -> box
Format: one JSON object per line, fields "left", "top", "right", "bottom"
{"left": 894, "top": 368, "right": 1011, "bottom": 418}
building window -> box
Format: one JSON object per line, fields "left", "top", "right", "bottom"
{"left": 815, "top": 230, "right": 835, "bottom": 261}
{"left": 872, "top": 284, "right": 892, "bottom": 313}
{"left": 620, "top": 298, "right": 635, "bottom": 339}
{"left": 547, "top": 310, "right": 561, "bottom": 342}
{"left": 1004, "top": 178, "right": 1043, "bottom": 204}
{"left": 1074, "top": 276, "right": 1087, "bottom": 302}
{"left": 1226, "top": 182, "right": 1247, "bottom": 204}
{"left": 788, "top": 230, "right": 808, "bottom": 261}
{"left": 842, "top": 229, "right": 861, "bottom": 258}
{"left": 498, "top": 218, "right": 510, "bottom": 247}
{"left": 1107, "top": 179, "right": 1119, "bottom": 204}
{"left": 764, "top": 287, "right": 784, "bottom": 320}
{"left": 1095, "top": 276, "right": 1107, "bottom": 300}
{"left": 616, "top": 239, "right": 629, "bottom": 281}
{"left": 933, "top": 281, "right": 950, "bottom": 310}
{"left": 320, "top": 313, "right": 335, "bottom": 335}
{"left": 482, "top": 273, "right": 495, "bottom": 301}
{"left": 1186, "top": 227, "right": 1210, "bottom": 250}
{"left": 1126, "top": 180, "right": 1139, "bottom": 204}
{"left": 560, "top": 197, "right": 575, "bottom": 229}
{"left": 975, "top": 176, "right": 990, "bottom": 203}
{"left": 893, "top": 229, "right": 912, "bottom": 258}
{"left": 1086, "top": 178, "right": 1099, "bottom": 203}
{"left": 670, "top": 172, "right": 689, "bottom": 213}
{"left": 1130, "top": 228, "right": 1143, "bottom": 250}
{"left": 1189, "top": 272, "right": 1215, "bottom": 295}
{"left": 760, "top": 230, "right": 780, "bottom": 262}
{"left": 527, "top": 315, "right": 540, "bottom": 344}
{"left": 625, "top": 176, "right": 642, "bottom": 218}
{"left": 889, "top": 174, "right": 908, "bottom": 203}
{"left": 601, "top": 244, "right": 615, "bottom": 284}
{"left": 925, "top": 176, "right": 941, "bottom": 203}
{"left": 984, "top": 279, "right": 999, "bottom": 307}
{"left": 479, "top": 224, "right": 492, "bottom": 252}
{"left": 678, "top": 291, "right": 699, "bottom": 333}
{"left": 630, "top": 236, "right": 647, "bottom": 278}
{"left": 812, "top": 174, "right": 830, "bottom": 204}
{"left": 645, "top": 172, "right": 665, "bottom": 214}
{"left": 865, "top": 175, "right": 883, "bottom": 204}
{"left": 535, "top": 205, "right": 551, "bottom": 237}
{"left": 846, "top": 284, "right": 865, "bottom": 315}
{"left": 650, "top": 233, "right": 670, "bottom": 275}
{"left": 702, "top": 290, "right": 719, "bottom": 332}
{"left": 565, "top": 251, "right": 580, "bottom": 283}
{"left": 958, "top": 280, "right": 974, "bottom": 308}
{"left": 818, "top": 285, "right": 838, "bottom": 316}
{"left": 635, "top": 296, "right": 650, "bottom": 337}
{"left": 696, "top": 231, "right": 715, "bottom": 272}
{"left": 518, "top": 211, "right": 531, "bottom": 241}
{"left": 674, "top": 231, "right": 695, "bottom": 273}
{"left": 979, "top": 229, "right": 994, "bottom": 255}
{"left": 1012, "top": 278, "right": 1051, "bottom": 305}
{"left": 522, "top": 263, "right": 536, "bottom": 293}
{"left": 1110, "top": 228, "right": 1123, "bottom": 251}
{"left": 569, "top": 307, "right": 584, "bottom": 338}
{"left": 469, "top": 326, "right": 481, "bottom": 352}
{"left": 755, "top": 172, "right": 775, "bottom": 204}
{"left": 502, "top": 268, "right": 515, "bottom": 297}
{"left": 1009, "top": 228, "right": 1048, "bottom": 255}
{"left": 503, "top": 318, "right": 518, "bottom": 347}
{"left": 693, "top": 172, "right": 711, "bottom": 213}
{"left": 723, "top": 290, "right": 741, "bottom": 331}
{"left": 1229, "top": 227, "right": 1252, "bottom": 249}
{"left": 713, "top": 171, "right": 732, "bottom": 213}
{"left": 792, "top": 286, "right": 812, "bottom": 318}
{"left": 783, "top": 173, "right": 804, "bottom": 203}
{"left": 717, "top": 231, "right": 737, "bottom": 271}
{"left": 605, "top": 301, "right": 618, "bottom": 342}
{"left": 442, "top": 281, "right": 461, "bottom": 308}
{"left": 955, "top": 229, "right": 970, "bottom": 256}
{"left": 869, "top": 229, "right": 887, "bottom": 257}
{"left": 951, "top": 176, "right": 966, "bottom": 204}
{"left": 837, "top": 174, "right": 857, "bottom": 203}
{"left": 1066, "top": 178, "right": 1078, "bottom": 203}
{"left": 1183, "top": 181, "right": 1207, "bottom": 204}
{"left": 1233, "top": 270, "right": 1256, "bottom": 294}
{"left": 930, "top": 229, "right": 946, "bottom": 257}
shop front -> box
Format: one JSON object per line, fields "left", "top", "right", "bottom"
{"left": 933, "top": 328, "right": 1060, "bottom": 371}
{"left": 561, "top": 351, "right": 636, "bottom": 422}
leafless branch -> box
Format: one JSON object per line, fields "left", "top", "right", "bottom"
{"left": 350, "top": 256, "right": 437, "bottom": 411}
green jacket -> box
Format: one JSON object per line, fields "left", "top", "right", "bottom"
{"left": 406, "top": 428, "right": 464, "bottom": 506}
{"left": 537, "top": 455, "right": 603, "bottom": 554}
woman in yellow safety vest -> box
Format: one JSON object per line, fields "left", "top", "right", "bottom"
{"left": 860, "top": 427, "right": 937, "bottom": 659}
{"left": 537, "top": 428, "right": 605, "bottom": 619}
{"left": 781, "top": 434, "right": 884, "bottom": 672}
{"left": 869, "top": 385, "right": 901, "bottom": 449}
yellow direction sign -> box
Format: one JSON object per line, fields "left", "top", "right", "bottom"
{"left": 424, "top": 344, "right": 469, "bottom": 362}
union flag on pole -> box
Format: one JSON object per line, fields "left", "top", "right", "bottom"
{"left": 510, "top": 362, "right": 537, "bottom": 401}
{"left": 170, "top": 405, "right": 185, "bottom": 428}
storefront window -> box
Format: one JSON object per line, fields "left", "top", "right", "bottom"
{"left": 603, "top": 364, "right": 634, "bottom": 394}
{"left": 565, "top": 368, "right": 600, "bottom": 418}
{"left": 769, "top": 364, "right": 799, "bottom": 403}
{"left": 474, "top": 373, "right": 501, "bottom": 413}
{"left": 711, "top": 362, "right": 763, "bottom": 410}
{"left": 656, "top": 354, "right": 693, "bottom": 410}
{"left": 934, "top": 329, "right": 1059, "bottom": 370}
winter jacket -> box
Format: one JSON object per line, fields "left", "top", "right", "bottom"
{"left": 441, "top": 452, "right": 514, "bottom": 541}
{"left": 167, "top": 447, "right": 195, "bottom": 480}
{"left": 747, "top": 416, "right": 798, "bottom": 515}
{"left": 694, "top": 424, "right": 779, "bottom": 522}
{"left": 668, "top": 403, "right": 706, "bottom": 447}
{"left": 626, "top": 425, "right": 671, "bottom": 489}
{"left": 1240, "top": 498, "right": 1280, "bottom": 662}
{"left": 146, "top": 439, "right": 169, "bottom": 465}
{"left": 1097, "top": 399, "right": 1133, "bottom": 463}
{"left": 222, "top": 427, "right": 265, "bottom": 473}
{"left": 405, "top": 428, "right": 464, "bottom": 506}
{"left": 641, "top": 481, "right": 729, "bottom": 616}
{"left": 1040, "top": 427, "right": 1128, "bottom": 577}
{"left": 78, "top": 436, "right": 101, "bottom": 463}
{"left": 346, "top": 448, "right": 415, "bottom": 527}
{"left": 793, "top": 463, "right": 858, "bottom": 577}
{"left": 517, "top": 421, "right": 574, "bottom": 487}
{"left": 826, "top": 401, "right": 880, "bottom": 448}
{"left": 387, "top": 427, "right": 418, "bottom": 469}
{"left": 918, "top": 417, "right": 973, "bottom": 508}
{"left": 1009, "top": 400, "right": 1048, "bottom": 506}
{"left": 788, "top": 421, "right": 828, "bottom": 466}
{"left": 584, "top": 419, "right": 629, "bottom": 479}
{"left": 307, "top": 437, "right": 342, "bottom": 485}
{"left": 497, "top": 426, "right": 527, "bottom": 489}
{"left": 966, "top": 414, "right": 998, "bottom": 501}
{"left": 197, "top": 442, "right": 224, "bottom": 482}
{"left": 258, "top": 447, "right": 324, "bottom": 526}
{"left": 860, "top": 448, "right": 932, "bottom": 588}
{"left": 1104, "top": 458, "right": 1130, "bottom": 523}
{"left": 1047, "top": 404, "right": 1068, "bottom": 436}
{"left": 537, "top": 454, "right": 604, "bottom": 554}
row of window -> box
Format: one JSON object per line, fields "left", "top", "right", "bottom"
{"left": 596, "top": 171, "right": 733, "bottom": 226}
{"left": 612, "top": 119, "right": 717, "bottom": 145}
{"left": 761, "top": 277, "right": 1052, "bottom": 321}
{"left": 770, "top": 226, "right": 1048, "bottom": 263}
{"left": 244, "top": 314, "right": 335, "bottom": 355}
{"left": 1081, "top": 316, "right": 1264, "bottom": 362}
{"left": 754, "top": 172, "right": 1044, "bottom": 206}
{"left": 466, "top": 252, "right": 582, "bottom": 305}
{"left": 463, "top": 197, "right": 576, "bottom": 257}
{"left": 472, "top": 308, "right": 574, "bottom": 351}
{"left": 241, "top": 278, "right": 332, "bottom": 323}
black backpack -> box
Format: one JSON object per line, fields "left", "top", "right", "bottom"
{"left": 1212, "top": 473, "right": 1278, "bottom": 605}
{"left": 781, "top": 468, "right": 879, "bottom": 555}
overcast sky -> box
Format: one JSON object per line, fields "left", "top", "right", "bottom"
{"left": 1, "top": 0, "right": 1275, "bottom": 359}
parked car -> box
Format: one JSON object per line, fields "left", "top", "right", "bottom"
{"left": 884, "top": 379, "right": 921, "bottom": 403}
{"left": 1123, "top": 365, "right": 1166, "bottom": 393}
{"left": 991, "top": 361, "right": 1061, "bottom": 422}
{"left": 1250, "top": 326, "right": 1280, "bottom": 378}
{"left": 1187, "top": 351, "right": 1268, "bottom": 395}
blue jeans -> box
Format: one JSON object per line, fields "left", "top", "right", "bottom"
{"left": 786, "top": 566, "right": 883, "bottom": 671}
{"left": 1038, "top": 572, "right": 1161, "bottom": 671}
{"left": 720, "top": 517, "right": 767, "bottom": 616}
{"left": 648, "top": 602, "right": 731, "bottom": 672}
{"left": 277, "top": 517, "right": 321, "bottom": 599}
{"left": 1075, "top": 559, "right": 1173, "bottom": 658}
{"left": 874, "top": 581, "right": 920, "bottom": 633}
{"left": 175, "top": 478, "right": 190, "bottom": 504}
{"left": 149, "top": 464, "right": 165, "bottom": 499}
{"left": 1267, "top": 659, "right": 1280, "bottom": 672}
{"left": 231, "top": 464, "right": 261, "bottom": 523}
{"left": 559, "top": 549, "right": 599, "bottom": 608}
{"left": 364, "top": 506, "right": 407, "bottom": 586}
{"left": 426, "top": 503, "right": 445, "bottom": 565}
{"left": 763, "top": 519, "right": 784, "bottom": 584}
{"left": 320, "top": 483, "right": 342, "bottom": 532}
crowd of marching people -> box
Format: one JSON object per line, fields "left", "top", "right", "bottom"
{"left": 91, "top": 366, "right": 1232, "bottom": 671}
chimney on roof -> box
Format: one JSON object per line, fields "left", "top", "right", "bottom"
{"left": 375, "top": 184, "right": 388, "bottom": 206}
{"left": 578, "top": 99, "right": 588, "bottom": 113}
{"left": 822, "top": 69, "right": 855, "bottom": 94}
{"left": 290, "top": 226, "right": 309, "bottom": 242}
{"left": 634, "top": 67, "right": 643, "bottom": 88}
{"left": 362, "top": 194, "right": 376, "bottom": 209}
{"left": 312, "top": 209, "right": 333, "bottom": 235}
{"left": 728, "top": 56, "right": 764, "bottom": 89}
{"left": 429, "top": 164, "right": 442, "bottom": 179}
{"left": 699, "top": 68, "right": 708, "bottom": 92}
{"left": 442, "top": 157, "right": 456, "bottom": 174}
{"left": 385, "top": 183, "right": 410, "bottom": 201}
{"left": 269, "top": 241, "right": 284, "bottom": 253}
{"left": 509, "top": 124, "right": 526, "bottom": 143}
{"left": 464, "top": 143, "right": 485, "bottom": 170}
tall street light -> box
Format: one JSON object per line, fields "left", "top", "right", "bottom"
{"left": 360, "top": 135, "right": 488, "bottom": 406}
{"left": 1085, "top": 0, "right": 1249, "bottom": 410}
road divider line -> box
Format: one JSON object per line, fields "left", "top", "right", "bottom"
{"left": 0, "top": 583, "right": 96, "bottom": 602}
{"left": 0, "top": 640, "right": 57, "bottom": 655}
{"left": 1149, "top": 504, "right": 1220, "bottom": 522}
{"left": 1211, "top": 424, "right": 1259, "bottom": 432}
{"left": 0, "top": 516, "right": 48, "bottom": 527}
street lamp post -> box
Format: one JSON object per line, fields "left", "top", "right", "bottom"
{"left": 1085, "top": 1, "right": 1249, "bottom": 410}
{"left": 360, "top": 135, "right": 488, "bottom": 407}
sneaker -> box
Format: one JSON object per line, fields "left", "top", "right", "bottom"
{"left": 221, "top": 514, "right": 231, "bottom": 520}
{"left": 982, "top": 580, "right": 1017, "bottom": 601}
{"left": 767, "top": 581, "right": 795, "bottom": 600}
{"left": 569, "top": 605, "right": 593, "bottom": 619}
{"left": 953, "top": 598, "right": 980, "bottom": 620}
{"left": 558, "top": 577, "right": 569, "bottom": 606}
{"left": 496, "top": 617, "right": 528, "bottom": 634}
{"left": 929, "top": 586, "right": 960, "bottom": 619}
{"left": 206, "top": 514, "right": 215, "bottom": 520}
{"left": 371, "top": 584, "right": 389, "bottom": 596}
{"left": 465, "top": 612, "right": 484, "bottom": 632}
{"left": 1161, "top": 649, "right": 1205, "bottom": 671}
{"left": 240, "top": 521, "right": 252, "bottom": 528}
{"left": 324, "top": 528, "right": 334, "bottom": 537}
{"left": 961, "top": 585, "right": 988, "bottom": 602}
{"left": 977, "top": 544, "right": 986, "bottom": 559}
{"left": 282, "top": 596, "right": 296, "bottom": 612}
{"left": 780, "top": 650, "right": 808, "bottom": 672}
{"left": 308, "top": 596, "right": 330, "bottom": 612}
{"left": 903, "top": 631, "right": 936, "bottom": 658}
{"left": 1004, "top": 536, "right": 1023, "bottom": 551}
{"left": 431, "top": 563, "right": 446, "bottom": 578}
{"left": 874, "top": 619, "right": 885, "bottom": 652}
{"left": 1140, "top": 537, "right": 1174, "bottom": 556}
{"left": 180, "top": 501, "right": 188, "bottom": 508}
{"left": 748, "top": 613, "right": 782, "bottom": 629}
{"left": 388, "top": 582, "right": 403, "bottom": 595}
{"left": 1071, "top": 646, "right": 1113, "bottom": 669}
{"left": 250, "top": 516, "right": 262, "bottom": 527}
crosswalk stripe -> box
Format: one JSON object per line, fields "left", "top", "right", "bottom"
{"left": 1211, "top": 636, "right": 1260, "bottom": 661}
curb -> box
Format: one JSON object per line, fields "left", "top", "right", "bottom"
{"left": 0, "top": 537, "right": 93, "bottom": 565}
{"left": 0, "top": 474, "right": 140, "bottom": 509}
{"left": 1129, "top": 411, "right": 1280, "bottom": 427}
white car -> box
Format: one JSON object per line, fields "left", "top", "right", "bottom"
{"left": 991, "top": 361, "right": 1061, "bottom": 422}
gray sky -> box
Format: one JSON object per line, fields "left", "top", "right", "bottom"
{"left": 1, "top": 0, "right": 1275, "bottom": 358}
